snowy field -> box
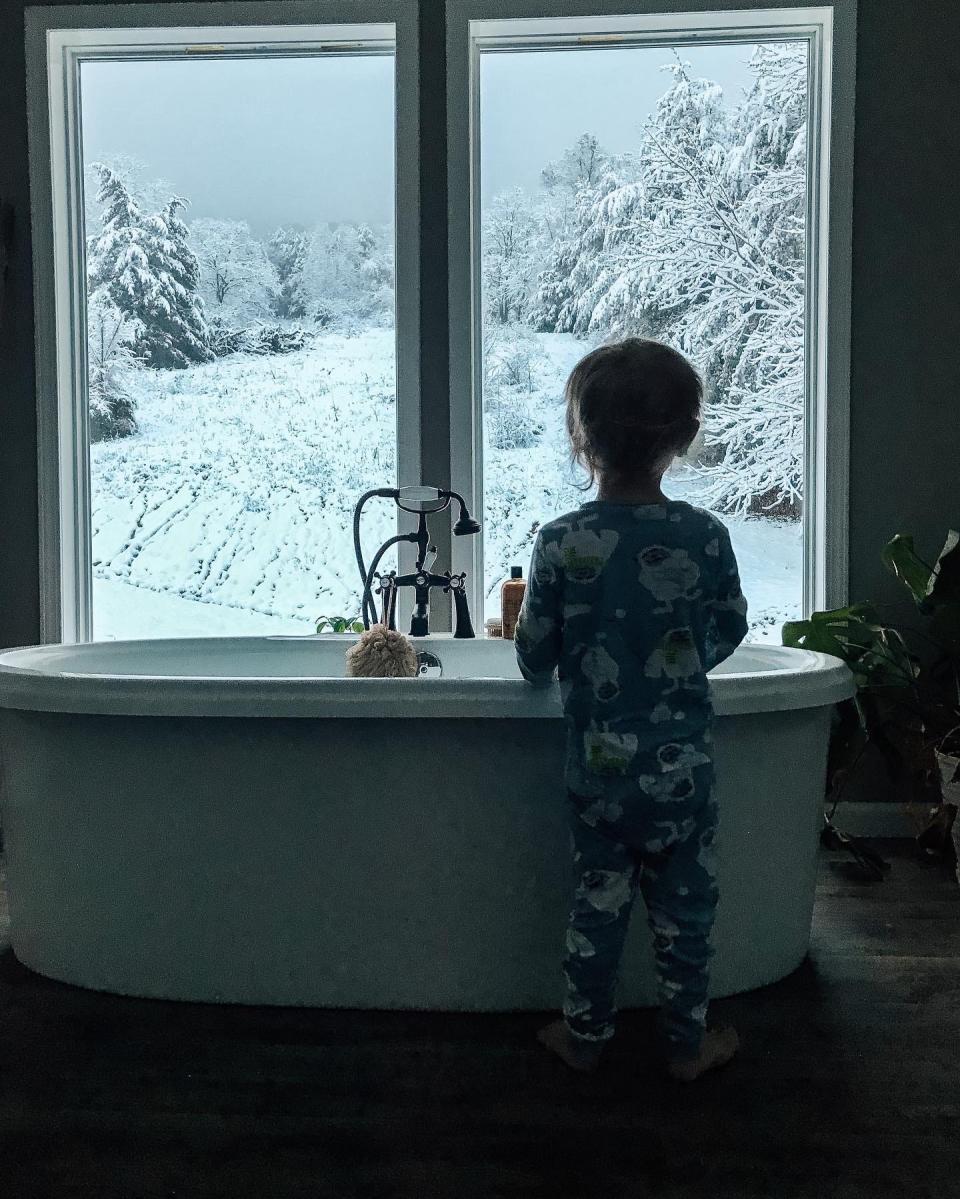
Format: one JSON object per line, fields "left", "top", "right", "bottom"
{"left": 91, "top": 328, "right": 800, "bottom": 642}
{"left": 90, "top": 330, "right": 398, "bottom": 640}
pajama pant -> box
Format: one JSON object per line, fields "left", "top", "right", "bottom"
{"left": 561, "top": 759, "right": 719, "bottom": 1063}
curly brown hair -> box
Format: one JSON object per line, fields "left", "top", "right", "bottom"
{"left": 564, "top": 338, "right": 702, "bottom": 488}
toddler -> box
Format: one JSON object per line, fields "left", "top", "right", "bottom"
{"left": 514, "top": 338, "right": 749, "bottom": 1083}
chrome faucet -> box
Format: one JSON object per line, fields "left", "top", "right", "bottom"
{"left": 352, "top": 486, "right": 481, "bottom": 638}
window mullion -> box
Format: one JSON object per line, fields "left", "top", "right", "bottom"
{"left": 418, "top": 0, "right": 455, "bottom": 630}
{"left": 446, "top": 3, "right": 482, "bottom": 627}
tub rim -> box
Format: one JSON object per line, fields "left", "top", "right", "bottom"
{"left": 0, "top": 638, "right": 854, "bottom": 719}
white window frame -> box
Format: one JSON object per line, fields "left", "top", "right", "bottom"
{"left": 26, "top": 1, "right": 421, "bottom": 643}
{"left": 446, "top": 1, "right": 856, "bottom": 627}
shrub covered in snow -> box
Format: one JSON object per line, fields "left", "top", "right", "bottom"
{"left": 483, "top": 325, "right": 548, "bottom": 449}
{"left": 208, "top": 318, "right": 310, "bottom": 358}
{"left": 190, "top": 218, "right": 278, "bottom": 326}
{"left": 87, "top": 293, "right": 140, "bottom": 441}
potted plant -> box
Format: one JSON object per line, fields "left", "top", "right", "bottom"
{"left": 883, "top": 530, "right": 960, "bottom": 876}
{"left": 783, "top": 530, "right": 960, "bottom": 879}
{"left": 315, "top": 614, "right": 365, "bottom": 635}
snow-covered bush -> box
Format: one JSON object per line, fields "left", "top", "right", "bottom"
{"left": 206, "top": 317, "right": 248, "bottom": 357}
{"left": 487, "top": 400, "right": 544, "bottom": 452}
{"left": 248, "top": 323, "right": 309, "bottom": 355}
{"left": 87, "top": 292, "right": 140, "bottom": 441}
{"left": 207, "top": 317, "right": 310, "bottom": 358}
{"left": 484, "top": 324, "right": 549, "bottom": 389}
{"left": 483, "top": 325, "right": 548, "bottom": 449}
{"left": 190, "top": 218, "right": 278, "bottom": 326}
{"left": 311, "top": 298, "right": 339, "bottom": 329}
{"left": 312, "top": 297, "right": 367, "bottom": 336}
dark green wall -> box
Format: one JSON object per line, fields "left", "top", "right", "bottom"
{"left": 848, "top": 0, "right": 960, "bottom": 627}
{"left": 1, "top": 0, "right": 958, "bottom": 652}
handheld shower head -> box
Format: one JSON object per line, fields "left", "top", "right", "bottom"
{"left": 453, "top": 513, "right": 481, "bottom": 536}
{"left": 445, "top": 490, "right": 481, "bottom": 536}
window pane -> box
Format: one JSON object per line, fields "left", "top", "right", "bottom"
{"left": 478, "top": 41, "right": 808, "bottom": 641}
{"left": 80, "top": 49, "right": 396, "bottom": 637}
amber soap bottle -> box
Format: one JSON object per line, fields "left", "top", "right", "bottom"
{"left": 501, "top": 566, "right": 526, "bottom": 640}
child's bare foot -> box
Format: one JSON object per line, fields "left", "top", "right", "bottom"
{"left": 536, "top": 1019, "right": 605, "bottom": 1073}
{"left": 666, "top": 1025, "right": 739, "bottom": 1082}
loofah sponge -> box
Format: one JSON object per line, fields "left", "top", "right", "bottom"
{"left": 345, "top": 624, "right": 419, "bottom": 678}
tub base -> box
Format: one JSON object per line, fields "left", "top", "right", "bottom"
{"left": 1, "top": 707, "right": 828, "bottom": 1009}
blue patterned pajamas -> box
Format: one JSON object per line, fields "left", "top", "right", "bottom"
{"left": 515, "top": 499, "right": 748, "bottom": 1062}
{"left": 565, "top": 762, "right": 718, "bottom": 1060}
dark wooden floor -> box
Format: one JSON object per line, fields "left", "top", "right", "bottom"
{"left": 1, "top": 840, "right": 959, "bottom": 1199}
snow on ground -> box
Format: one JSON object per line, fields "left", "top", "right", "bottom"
{"left": 94, "top": 578, "right": 316, "bottom": 636}
{"left": 91, "top": 330, "right": 397, "bottom": 639}
{"left": 91, "top": 327, "right": 800, "bottom": 642}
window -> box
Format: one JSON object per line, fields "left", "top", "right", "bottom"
{"left": 28, "top": 4, "right": 420, "bottom": 641}
{"left": 28, "top": 3, "right": 852, "bottom": 644}
{"left": 450, "top": 5, "right": 850, "bottom": 643}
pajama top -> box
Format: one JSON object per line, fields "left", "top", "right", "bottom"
{"left": 514, "top": 499, "right": 749, "bottom": 798}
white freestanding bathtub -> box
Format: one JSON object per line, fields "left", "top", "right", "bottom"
{"left": 0, "top": 635, "right": 852, "bottom": 1009}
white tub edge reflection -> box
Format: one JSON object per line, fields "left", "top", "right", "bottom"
{"left": 0, "top": 636, "right": 852, "bottom": 719}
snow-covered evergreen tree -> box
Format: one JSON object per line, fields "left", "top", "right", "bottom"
{"left": 87, "top": 164, "right": 211, "bottom": 369}
{"left": 540, "top": 133, "right": 608, "bottom": 216}
{"left": 628, "top": 50, "right": 806, "bottom": 516}
{"left": 697, "top": 43, "right": 807, "bottom": 516}
{"left": 267, "top": 225, "right": 309, "bottom": 320}
{"left": 583, "top": 62, "right": 735, "bottom": 341}
{"left": 528, "top": 136, "right": 627, "bottom": 334}
{"left": 83, "top": 154, "right": 173, "bottom": 249}
{"left": 532, "top": 164, "right": 639, "bottom": 337}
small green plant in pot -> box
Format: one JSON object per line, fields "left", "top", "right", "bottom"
{"left": 783, "top": 530, "right": 960, "bottom": 877}
{"left": 315, "top": 614, "right": 364, "bottom": 634}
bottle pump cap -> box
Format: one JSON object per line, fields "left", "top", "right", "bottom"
{"left": 510, "top": 566, "right": 522, "bottom": 579}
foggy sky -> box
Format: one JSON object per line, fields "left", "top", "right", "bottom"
{"left": 80, "top": 43, "right": 759, "bottom": 234}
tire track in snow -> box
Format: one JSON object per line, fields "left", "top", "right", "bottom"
{"left": 117, "top": 487, "right": 200, "bottom": 575}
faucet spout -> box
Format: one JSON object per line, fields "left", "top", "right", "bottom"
{"left": 375, "top": 568, "right": 475, "bottom": 638}
{"left": 449, "top": 575, "right": 475, "bottom": 638}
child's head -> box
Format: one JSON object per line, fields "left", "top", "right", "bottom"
{"left": 564, "top": 338, "right": 702, "bottom": 487}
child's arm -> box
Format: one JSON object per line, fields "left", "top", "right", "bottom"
{"left": 704, "top": 526, "right": 749, "bottom": 671}
{"left": 514, "top": 533, "right": 562, "bottom": 687}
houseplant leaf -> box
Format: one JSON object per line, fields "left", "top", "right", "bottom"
{"left": 927, "top": 530, "right": 960, "bottom": 609}
{"left": 881, "top": 534, "right": 935, "bottom": 609}
{"left": 783, "top": 604, "right": 913, "bottom": 688}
